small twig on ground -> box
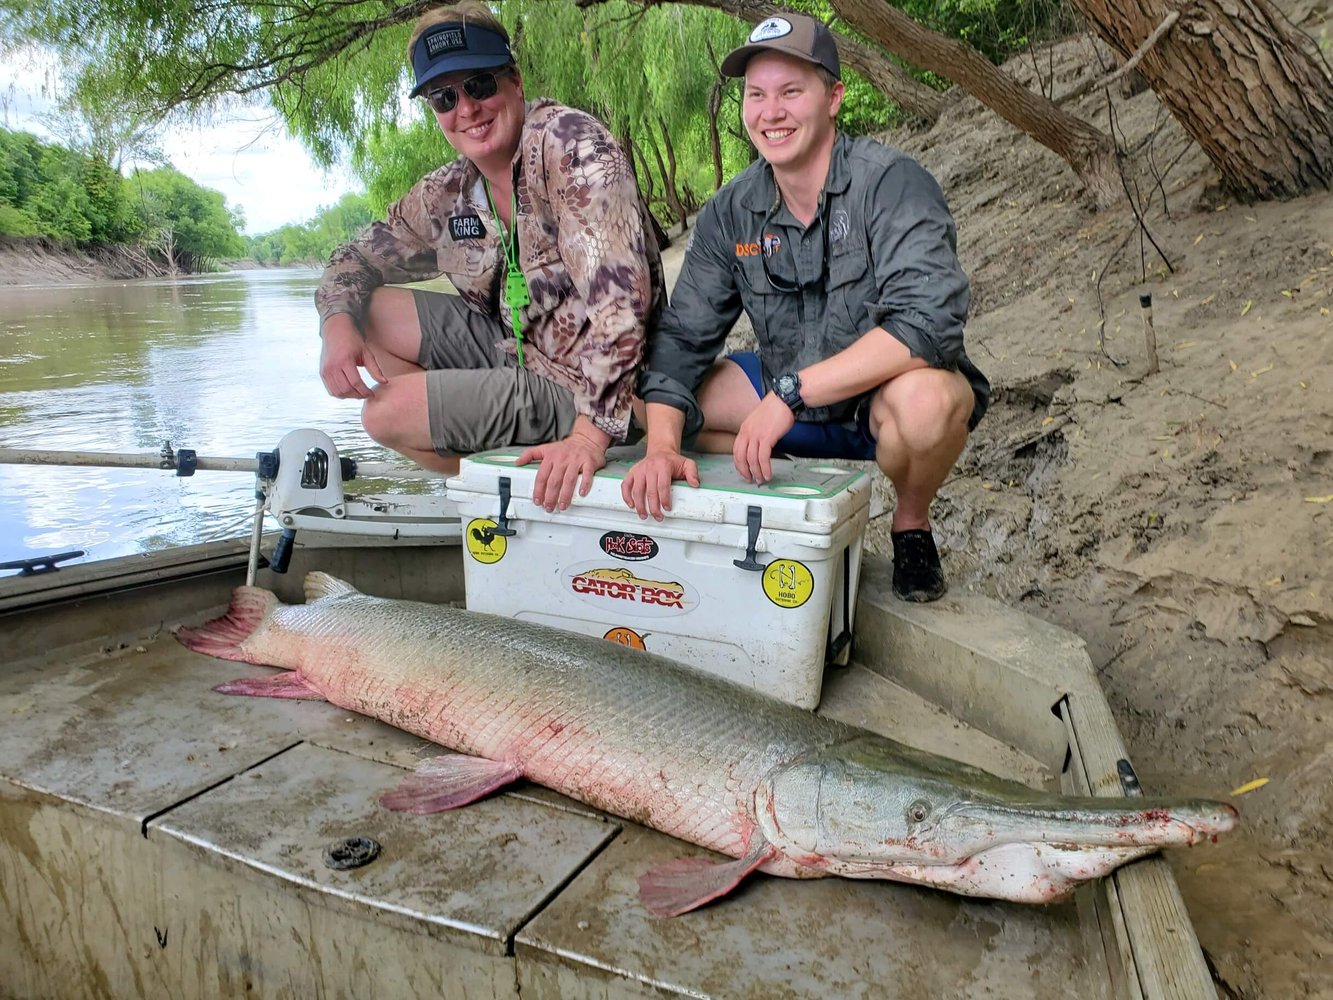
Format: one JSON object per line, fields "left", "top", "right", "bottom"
{"left": 1094, "top": 227, "right": 1135, "bottom": 367}
{"left": 1166, "top": 388, "right": 1228, "bottom": 409}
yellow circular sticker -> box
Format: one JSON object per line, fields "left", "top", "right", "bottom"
{"left": 763, "top": 559, "right": 814, "bottom": 609}
{"left": 603, "top": 626, "right": 646, "bottom": 650}
{"left": 466, "top": 518, "right": 506, "bottom": 564}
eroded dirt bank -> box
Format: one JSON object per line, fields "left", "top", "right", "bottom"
{"left": 872, "top": 24, "right": 1331, "bottom": 1000}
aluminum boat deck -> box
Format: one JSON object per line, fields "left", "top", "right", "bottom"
{"left": 1, "top": 539, "right": 1219, "bottom": 999}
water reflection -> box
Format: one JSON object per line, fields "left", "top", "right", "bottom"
{"left": 0, "top": 269, "right": 416, "bottom": 566}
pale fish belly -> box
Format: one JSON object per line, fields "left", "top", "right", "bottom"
{"left": 245, "top": 593, "right": 852, "bottom": 861}
{"left": 181, "top": 575, "right": 1238, "bottom": 917}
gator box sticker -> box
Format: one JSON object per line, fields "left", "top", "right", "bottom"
{"left": 566, "top": 563, "right": 697, "bottom": 617}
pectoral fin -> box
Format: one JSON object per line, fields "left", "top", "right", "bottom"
{"left": 380, "top": 754, "right": 522, "bottom": 814}
{"left": 638, "top": 841, "right": 780, "bottom": 917}
{"left": 213, "top": 673, "right": 326, "bottom": 700}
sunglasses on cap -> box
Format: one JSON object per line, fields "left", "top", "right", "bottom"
{"left": 423, "top": 70, "right": 508, "bottom": 114}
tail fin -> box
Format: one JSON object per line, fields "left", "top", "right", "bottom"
{"left": 304, "top": 572, "right": 359, "bottom": 603}
{"left": 176, "top": 586, "right": 281, "bottom": 662}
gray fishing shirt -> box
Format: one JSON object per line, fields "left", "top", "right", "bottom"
{"left": 640, "top": 133, "right": 989, "bottom": 436}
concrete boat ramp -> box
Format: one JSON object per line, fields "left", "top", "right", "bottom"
{"left": 1, "top": 539, "right": 1220, "bottom": 998}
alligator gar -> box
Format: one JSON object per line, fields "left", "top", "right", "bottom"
{"left": 176, "top": 572, "right": 1236, "bottom": 916}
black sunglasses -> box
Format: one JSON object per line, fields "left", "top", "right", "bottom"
{"left": 760, "top": 205, "right": 829, "bottom": 295}
{"left": 424, "top": 70, "right": 506, "bottom": 114}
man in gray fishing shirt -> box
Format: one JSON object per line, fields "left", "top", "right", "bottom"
{"left": 621, "top": 13, "right": 988, "bottom": 602}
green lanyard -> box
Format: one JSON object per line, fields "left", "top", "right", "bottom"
{"left": 485, "top": 180, "right": 528, "bottom": 367}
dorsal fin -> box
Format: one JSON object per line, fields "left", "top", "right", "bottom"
{"left": 304, "top": 572, "right": 360, "bottom": 603}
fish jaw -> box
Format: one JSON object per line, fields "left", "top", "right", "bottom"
{"left": 754, "top": 737, "right": 1238, "bottom": 902}
{"left": 869, "top": 843, "right": 1164, "bottom": 903}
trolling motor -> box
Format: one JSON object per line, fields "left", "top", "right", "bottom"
{"left": 0, "top": 430, "right": 462, "bottom": 586}
{"left": 247, "top": 429, "right": 461, "bottom": 582}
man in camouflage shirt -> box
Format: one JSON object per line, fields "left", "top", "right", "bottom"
{"left": 316, "top": 3, "right": 663, "bottom": 511}
{"left": 621, "top": 14, "right": 988, "bottom": 602}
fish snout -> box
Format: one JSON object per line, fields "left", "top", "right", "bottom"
{"left": 954, "top": 797, "right": 1239, "bottom": 852}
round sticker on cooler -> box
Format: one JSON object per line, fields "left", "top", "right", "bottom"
{"left": 603, "top": 626, "right": 646, "bottom": 650}
{"left": 465, "top": 518, "right": 507, "bottom": 564}
{"left": 762, "top": 559, "right": 814, "bottom": 609}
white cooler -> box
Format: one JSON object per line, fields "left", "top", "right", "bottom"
{"left": 447, "top": 447, "right": 871, "bottom": 709}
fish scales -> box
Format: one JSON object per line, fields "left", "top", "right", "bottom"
{"left": 250, "top": 589, "right": 853, "bottom": 864}
{"left": 178, "top": 574, "right": 1237, "bottom": 914}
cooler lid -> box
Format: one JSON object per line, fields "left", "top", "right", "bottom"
{"left": 447, "top": 446, "right": 870, "bottom": 534}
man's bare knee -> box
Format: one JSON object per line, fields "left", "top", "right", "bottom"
{"left": 871, "top": 371, "right": 971, "bottom": 455}
{"left": 360, "top": 288, "right": 425, "bottom": 373}
{"left": 698, "top": 359, "right": 761, "bottom": 433}
{"left": 360, "top": 395, "right": 398, "bottom": 448}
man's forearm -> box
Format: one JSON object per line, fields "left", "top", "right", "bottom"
{"left": 320, "top": 311, "right": 361, "bottom": 339}
{"left": 796, "top": 327, "right": 928, "bottom": 408}
{"left": 643, "top": 402, "right": 687, "bottom": 453}
{"left": 568, "top": 414, "right": 614, "bottom": 451}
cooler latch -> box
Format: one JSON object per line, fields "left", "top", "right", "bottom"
{"left": 491, "top": 476, "right": 518, "bottom": 537}
{"left": 732, "top": 505, "right": 768, "bottom": 572}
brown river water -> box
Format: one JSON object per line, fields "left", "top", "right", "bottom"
{"left": 0, "top": 268, "right": 404, "bottom": 569}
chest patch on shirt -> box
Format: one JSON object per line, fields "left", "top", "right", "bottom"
{"left": 448, "top": 214, "right": 485, "bottom": 241}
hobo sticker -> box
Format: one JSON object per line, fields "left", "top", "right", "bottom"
{"left": 603, "top": 626, "right": 646, "bottom": 650}
{"left": 762, "top": 559, "right": 814, "bottom": 609}
{"left": 466, "top": 518, "right": 506, "bottom": 564}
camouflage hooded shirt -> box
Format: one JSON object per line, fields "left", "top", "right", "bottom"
{"left": 315, "top": 98, "right": 664, "bottom": 441}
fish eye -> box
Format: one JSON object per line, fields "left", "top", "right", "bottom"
{"left": 907, "top": 799, "right": 931, "bottom": 824}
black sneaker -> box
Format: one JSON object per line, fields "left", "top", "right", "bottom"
{"left": 891, "top": 529, "right": 947, "bottom": 603}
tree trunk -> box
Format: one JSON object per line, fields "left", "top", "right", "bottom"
{"left": 1070, "top": 0, "right": 1333, "bottom": 198}
{"left": 654, "top": 120, "right": 689, "bottom": 232}
{"left": 707, "top": 78, "right": 725, "bottom": 192}
{"left": 630, "top": 136, "right": 657, "bottom": 204}
{"left": 158, "top": 228, "right": 178, "bottom": 275}
{"left": 575, "top": 0, "right": 947, "bottom": 122}
{"left": 830, "top": 0, "right": 1124, "bottom": 207}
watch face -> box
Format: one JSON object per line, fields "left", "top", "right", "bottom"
{"left": 775, "top": 374, "right": 796, "bottom": 396}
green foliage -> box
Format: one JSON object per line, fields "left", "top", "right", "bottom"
{"left": 352, "top": 119, "right": 458, "bottom": 215}
{"left": 1, "top": 0, "right": 1073, "bottom": 234}
{"left": 501, "top": 2, "right": 752, "bottom": 220}
{"left": 838, "top": 73, "right": 900, "bottom": 137}
{"left": 130, "top": 165, "right": 246, "bottom": 261}
{"left": 0, "top": 127, "right": 122, "bottom": 243}
{"left": 889, "top": 0, "right": 1069, "bottom": 64}
{"left": 0, "top": 202, "right": 43, "bottom": 236}
{"left": 245, "top": 192, "right": 374, "bottom": 265}
{"left": 1, "top": 125, "right": 245, "bottom": 262}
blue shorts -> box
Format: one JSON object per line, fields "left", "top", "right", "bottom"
{"left": 729, "top": 352, "right": 878, "bottom": 461}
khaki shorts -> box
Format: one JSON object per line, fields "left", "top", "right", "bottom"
{"left": 412, "top": 289, "right": 577, "bottom": 455}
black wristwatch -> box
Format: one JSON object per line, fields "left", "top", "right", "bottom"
{"left": 773, "top": 371, "right": 805, "bottom": 414}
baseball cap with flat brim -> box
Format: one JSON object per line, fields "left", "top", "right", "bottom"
{"left": 720, "top": 13, "right": 841, "bottom": 79}
{"left": 409, "top": 21, "right": 514, "bottom": 98}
